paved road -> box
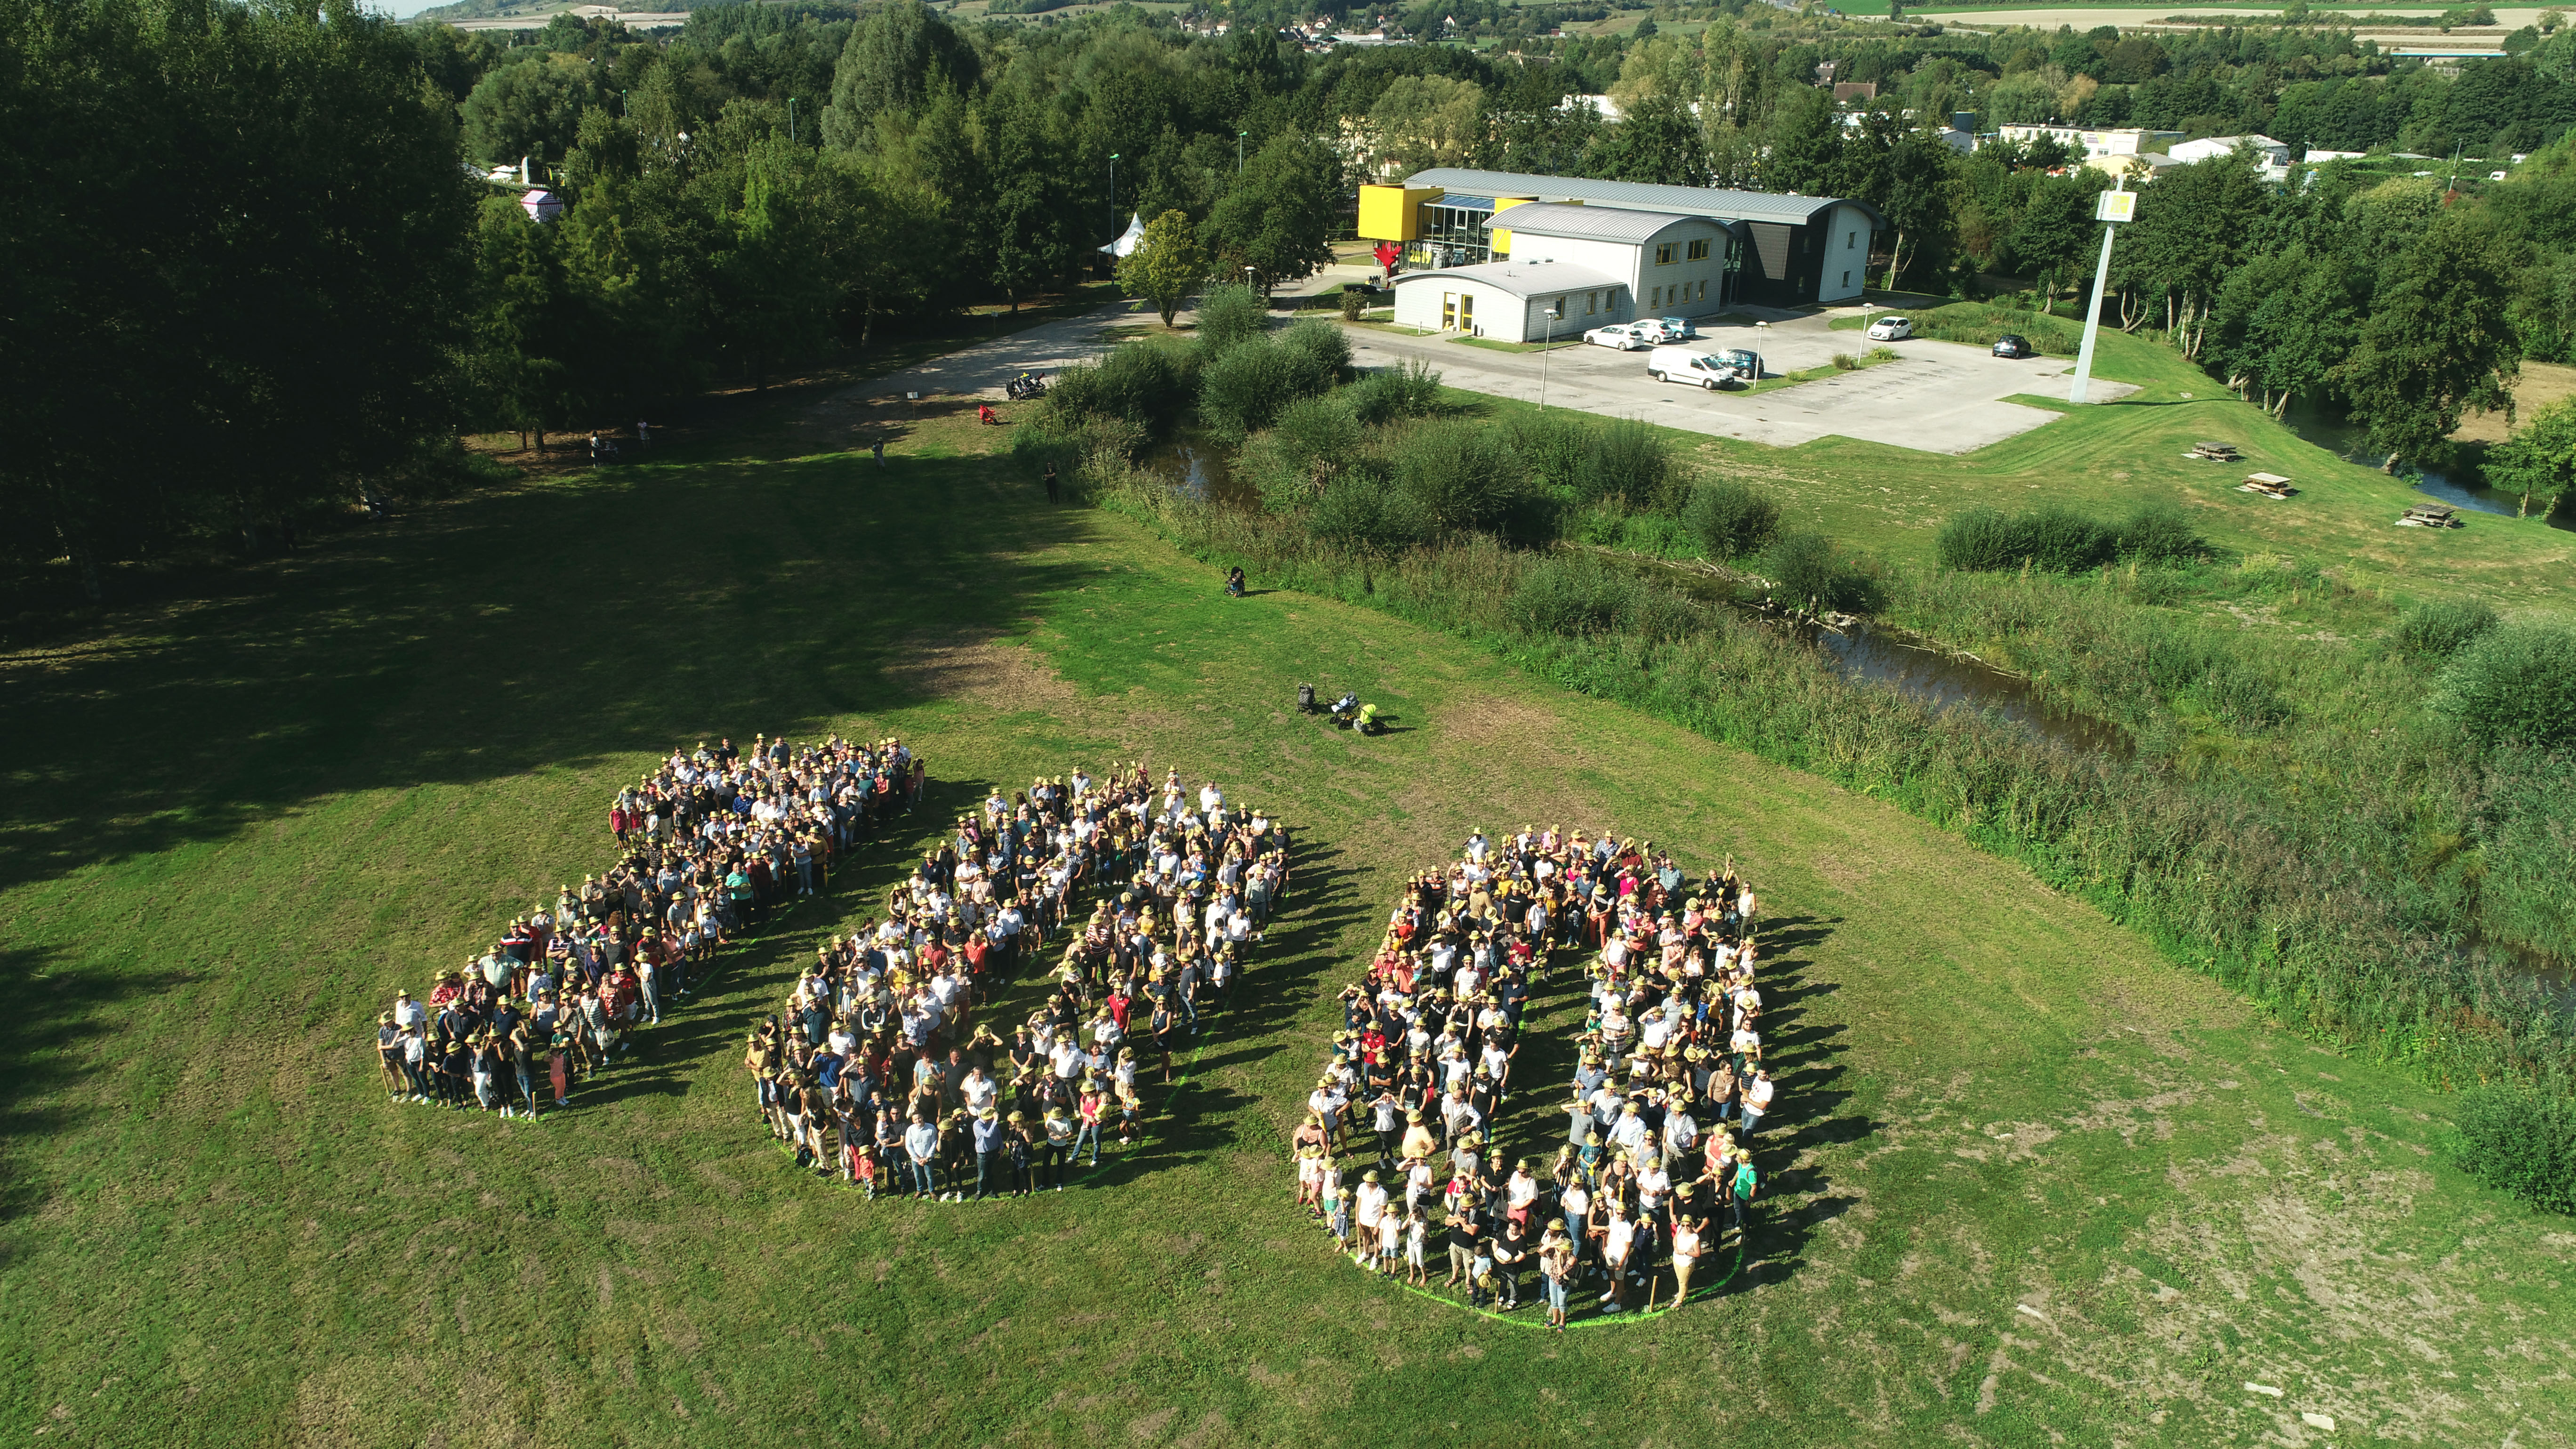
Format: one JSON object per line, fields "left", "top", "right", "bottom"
{"left": 1347, "top": 312, "right": 2135, "bottom": 455}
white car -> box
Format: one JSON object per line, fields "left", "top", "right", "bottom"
{"left": 1865, "top": 314, "right": 1913, "bottom": 341}
{"left": 1584, "top": 324, "right": 1650, "bottom": 351}
{"left": 1647, "top": 347, "right": 1743, "bottom": 390}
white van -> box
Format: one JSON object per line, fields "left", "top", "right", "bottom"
{"left": 1648, "top": 347, "right": 1745, "bottom": 390}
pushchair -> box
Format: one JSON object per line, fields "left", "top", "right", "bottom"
{"left": 1297, "top": 683, "right": 1318, "bottom": 715}
{"left": 1328, "top": 692, "right": 1360, "bottom": 728}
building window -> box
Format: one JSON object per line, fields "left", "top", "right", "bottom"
{"left": 1686, "top": 238, "right": 1711, "bottom": 260}
{"left": 1651, "top": 286, "right": 1661, "bottom": 307}
{"left": 1698, "top": 280, "right": 1707, "bottom": 300}
{"left": 1654, "top": 243, "right": 1675, "bottom": 265}
{"left": 1586, "top": 291, "right": 1597, "bottom": 315}
{"left": 1846, "top": 231, "right": 1856, "bottom": 249}
{"left": 1840, "top": 271, "right": 1851, "bottom": 288}
{"left": 1442, "top": 293, "right": 1457, "bottom": 330}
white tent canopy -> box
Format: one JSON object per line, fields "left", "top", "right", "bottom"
{"left": 1098, "top": 212, "right": 1145, "bottom": 258}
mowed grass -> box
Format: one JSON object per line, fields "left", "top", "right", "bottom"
{"left": 2, "top": 386, "right": 2574, "bottom": 1447}
{"left": 1595, "top": 327, "right": 2576, "bottom": 616}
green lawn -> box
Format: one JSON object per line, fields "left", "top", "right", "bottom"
{"left": 3, "top": 368, "right": 2573, "bottom": 1444}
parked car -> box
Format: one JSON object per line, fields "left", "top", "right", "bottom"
{"left": 1992, "top": 333, "right": 2036, "bottom": 359}
{"left": 1647, "top": 346, "right": 1743, "bottom": 390}
{"left": 1865, "top": 314, "right": 1913, "bottom": 341}
{"left": 1656, "top": 315, "right": 1696, "bottom": 339}
{"left": 1584, "top": 324, "right": 1650, "bottom": 351}
{"left": 1715, "top": 347, "right": 1763, "bottom": 382}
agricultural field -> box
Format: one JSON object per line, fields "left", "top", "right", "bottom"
{"left": 3, "top": 316, "right": 2573, "bottom": 1445}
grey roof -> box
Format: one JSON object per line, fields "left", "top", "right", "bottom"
{"left": 1403, "top": 167, "right": 1883, "bottom": 230}
{"left": 1478, "top": 201, "right": 1736, "bottom": 244}
{"left": 1389, "top": 259, "right": 1624, "bottom": 299}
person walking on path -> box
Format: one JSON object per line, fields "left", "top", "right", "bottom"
{"left": 1043, "top": 462, "right": 1060, "bottom": 503}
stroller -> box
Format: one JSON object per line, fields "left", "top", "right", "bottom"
{"left": 1006, "top": 371, "right": 1048, "bottom": 401}
{"left": 1297, "top": 683, "right": 1319, "bottom": 715}
{"left": 1328, "top": 692, "right": 1360, "bottom": 728}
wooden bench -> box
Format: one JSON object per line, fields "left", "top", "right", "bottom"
{"left": 2398, "top": 503, "right": 2460, "bottom": 528}
{"left": 2190, "top": 440, "right": 2244, "bottom": 462}
{"left": 2238, "top": 472, "right": 2295, "bottom": 498}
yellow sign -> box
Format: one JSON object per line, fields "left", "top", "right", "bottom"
{"left": 2096, "top": 190, "right": 2138, "bottom": 223}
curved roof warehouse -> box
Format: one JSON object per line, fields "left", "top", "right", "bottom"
{"left": 1360, "top": 167, "right": 1882, "bottom": 311}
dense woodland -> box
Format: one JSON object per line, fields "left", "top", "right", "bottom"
{"left": 5, "top": 0, "right": 2576, "bottom": 576}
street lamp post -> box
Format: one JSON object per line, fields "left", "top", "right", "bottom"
{"left": 1108, "top": 154, "right": 1120, "bottom": 250}
{"left": 1540, "top": 303, "right": 1562, "bottom": 410}
{"left": 788, "top": 97, "right": 798, "bottom": 145}
{"left": 1238, "top": 130, "right": 1248, "bottom": 173}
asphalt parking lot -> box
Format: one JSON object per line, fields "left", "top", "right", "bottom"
{"left": 1346, "top": 313, "right": 2137, "bottom": 455}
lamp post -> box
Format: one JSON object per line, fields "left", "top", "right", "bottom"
{"left": 1238, "top": 130, "right": 1249, "bottom": 173}
{"left": 788, "top": 97, "right": 798, "bottom": 145}
{"left": 2068, "top": 182, "right": 2134, "bottom": 406}
{"left": 1540, "top": 302, "right": 1562, "bottom": 410}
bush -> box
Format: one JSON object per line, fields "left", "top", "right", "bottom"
{"left": 2431, "top": 621, "right": 2576, "bottom": 749}
{"left": 2020, "top": 504, "right": 2118, "bottom": 573}
{"left": 1278, "top": 316, "right": 1352, "bottom": 392}
{"left": 1916, "top": 300, "right": 2082, "bottom": 355}
{"left": 2118, "top": 501, "right": 2212, "bottom": 565}
{"left": 2396, "top": 598, "right": 2500, "bottom": 661}
{"left": 1306, "top": 470, "right": 1427, "bottom": 552}
{"left": 1935, "top": 507, "right": 2023, "bottom": 572}
{"left": 1765, "top": 530, "right": 1873, "bottom": 612}
{"left": 1046, "top": 340, "right": 1191, "bottom": 436}
{"left": 1506, "top": 410, "right": 1591, "bottom": 495}
{"left": 1346, "top": 360, "right": 1442, "bottom": 425}
{"left": 1683, "top": 477, "right": 1781, "bottom": 559}
{"left": 2482, "top": 746, "right": 2576, "bottom": 958}
{"left": 1385, "top": 418, "right": 1530, "bottom": 537}
{"left": 1576, "top": 418, "right": 1677, "bottom": 509}
{"left": 1194, "top": 283, "right": 1266, "bottom": 356}
{"left": 2452, "top": 1082, "right": 2576, "bottom": 1215}
{"left": 1830, "top": 352, "right": 1859, "bottom": 371}
{"left": 1339, "top": 289, "right": 1367, "bottom": 321}
{"left": 1507, "top": 552, "right": 1645, "bottom": 634}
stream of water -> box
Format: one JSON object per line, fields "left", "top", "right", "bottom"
{"left": 2278, "top": 400, "right": 2575, "bottom": 531}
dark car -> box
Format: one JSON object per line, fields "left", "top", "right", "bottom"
{"left": 1992, "top": 334, "right": 2035, "bottom": 359}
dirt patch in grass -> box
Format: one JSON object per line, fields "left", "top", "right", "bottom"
{"left": 883, "top": 638, "right": 1083, "bottom": 716}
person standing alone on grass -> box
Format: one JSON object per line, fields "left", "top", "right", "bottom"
{"left": 1043, "top": 462, "right": 1059, "bottom": 503}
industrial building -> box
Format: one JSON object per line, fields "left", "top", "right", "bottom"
{"left": 1361, "top": 167, "right": 1882, "bottom": 320}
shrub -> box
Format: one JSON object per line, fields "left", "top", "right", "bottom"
{"left": 2483, "top": 746, "right": 2576, "bottom": 958}
{"left": 1194, "top": 283, "right": 1266, "bottom": 356}
{"left": 2431, "top": 621, "right": 2576, "bottom": 749}
{"left": 2118, "top": 501, "right": 2211, "bottom": 564}
{"left": 2020, "top": 504, "right": 2118, "bottom": 573}
{"left": 1683, "top": 477, "right": 1781, "bottom": 559}
{"left": 1506, "top": 552, "right": 1645, "bottom": 634}
{"left": 1200, "top": 332, "right": 1334, "bottom": 443}
{"left": 2452, "top": 1082, "right": 2576, "bottom": 1215}
{"left": 1506, "top": 410, "right": 1592, "bottom": 494}
{"left": 2396, "top": 598, "right": 2500, "bottom": 661}
{"left": 1346, "top": 360, "right": 1442, "bottom": 425}
{"left": 1935, "top": 507, "right": 2023, "bottom": 572}
{"left": 1576, "top": 418, "right": 1677, "bottom": 509}
{"left": 1830, "top": 352, "right": 1859, "bottom": 371}
{"left": 1867, "top": 345, "right": 1899, "bottom": 363}
{"left": 1766, "top": 529, "right": 1872, "bottom": 612}
{"left": 1306, "top": 470, "right": 1427, "bottom": 552}
{"left": 1278, "top": 316, "right": 1352, "bottom": 392}
{"left": 1339, "top": 288, "right": 1367, "bottom": 321}
{"left": 1046, "top": 340, "right": 1191, "bottom": 436}
{"left": 1385, "top": 418, "right": 1530, "bottom": 537}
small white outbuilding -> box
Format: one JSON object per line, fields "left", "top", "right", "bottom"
{"left": 1390, "top": 259, "right": 1627, "bottom": 343}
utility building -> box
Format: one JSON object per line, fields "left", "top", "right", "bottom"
{"left": 1361, "top": 167, "right": 1881, "bottom": 311}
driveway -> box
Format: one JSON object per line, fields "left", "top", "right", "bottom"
{"left": 1345, "top": 312, "right": 2136, "bottom": 455}
{"left": 843, "top": 300, "right": 1164, "bottom": 402}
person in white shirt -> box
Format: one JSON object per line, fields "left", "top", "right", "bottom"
{"left": 1353, "top": 1171, "right": 1390, "bottom": 1268}
{"left": 1741, "top": 1069, "right": 1776, "bottom": 1137}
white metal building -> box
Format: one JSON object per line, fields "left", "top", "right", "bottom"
{"left": 1484, "top": 203, "right": 1736, "bottom": 319}
{"left": 1390, "top": 259, "right": 1627, "bottom": 342}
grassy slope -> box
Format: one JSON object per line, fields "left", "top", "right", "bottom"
{"left": 1583, "top": 328, "right": 2576, "bottom": 616}
{"left": 3, "top": 388, "right": 2574, "bottom": 1447}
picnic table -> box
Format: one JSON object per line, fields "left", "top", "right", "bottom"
{"left": 2190, "top": 440, "right": 2244, "bottom": 461}
{"left": 2398, "top": 503, "right": 2459, "bottom": 528}
{"left": 2238, "top": 472, "right": 2295, "bottom": 498}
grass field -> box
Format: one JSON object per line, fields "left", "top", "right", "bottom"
{"left": 5, "top": 338, "right": 2576, "bottom": 1446}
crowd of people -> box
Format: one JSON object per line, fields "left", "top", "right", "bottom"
{"left": 746, "top": 765, "right": 1292, "bottom": 1201}
{"left": 1288, "top": 827, "right": 1779, "bottom": 1327}
{"left": 371, "top": 734, "right": 927, "bottom": 1117}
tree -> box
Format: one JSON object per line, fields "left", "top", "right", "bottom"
{"left": 2004, "top": 170, "right": 2110, "bottom": 308}
{"left": 1584, "top": 93, "right": 1709, "bottom": 187}
{"left": 2483, "top": 397, "right": 2576, "bottom": 516}
{"left": 1875, "top": 128, "right": 1963, "bottom": 291}
{"left": 2205, "top": 245, "right": 2365, "bottom": 417}
{"left": 821, "top": 0, "right": 979, "bottom": 150}
{"left": 1762, "top": 86, "right": 1842, "bottom": 194}
{"left": 1202, "top": 135, "right": 1339, "bottom": 294}
{"left": 465, "top": 200, "right": 582, "bottom": 451}
{"left": 1119, "top": 209, "right": 1208, "bottom": 328}
{"left": 1366, "top": 74, "right": 1483, "bottom": 175}
{"left": 460, "top": 53, "right": 605, "bottom": 170}
{"left": 2112, "top": 151, "right": 2270, "bottom": 355}
{"left": 2339, "top": 209, "right": 2523, "bottom": 471}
